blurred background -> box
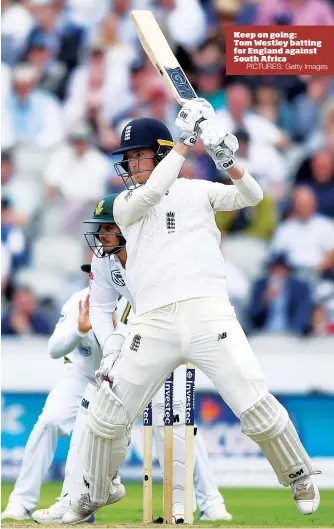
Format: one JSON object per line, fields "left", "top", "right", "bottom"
{"left": 1, "top": 0, "right": 334, "bottom": 487}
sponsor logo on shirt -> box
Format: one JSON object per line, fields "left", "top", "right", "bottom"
{"left": 78, "top": 345, "right": 91, "bottom": 356}
{"left": 111, "top": 269, "right": 125, "bottom": 287}
{"left": 59, "top": 312, "right": 67, "bottom": 322}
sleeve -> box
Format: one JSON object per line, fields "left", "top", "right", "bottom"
{"left": 48, "top": 295, "right": 87, "bottom": 359}
{"left": 113, "top": 149, "right": 186, "bottom": 227}
{"left": 89, "top": 257, "right": 119, "bottom": 349}
{"left": 207, "top": 171, "right": 263, "bottom": 212}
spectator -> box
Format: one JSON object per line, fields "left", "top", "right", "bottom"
{"left": 44, "top": 121, "right": 111, "bottom": 233}
{"left": 291, "top": 77, "right": 333, "bottom": 143}
{"left": 248, "top": 253, "right": 313, "bottom": 336}
{"left": 1, "top": 197, "right": 30, "bottom": 271}
{"left": 63, "top": 36, "right": 134, "bottom": 132}
{"left": 1, "top": 242, "right": 12, "bottom": 294}
{"left": 196, "top": 63, "right": 226, "bottom": 111}
{"left": 1, "top": 62, "right": 15, "bottom": 150}
{"left": 24, "top": 33, "right": 67, "bottom": 99}
{"left": 305, "top": 97, "right": 334, "bottom": 154}
{"left": 216, "top": 83, "right": 289, "bottom": 151}
{"left": 141, "top": 86, "right": 178, "bottom": 139}
{"left": 180, "top": 159, "right": 197, "bottom": 180}
{"left": 1, "top": 149, "right": 43, "bottom": 221}
{"left": 234, "top": 129, "right": 288, "bottom": 202}
{"left": 271, "top": 186, "right": 334, "bottom": 273}
{"left": 25, "top": 0, "right": 85, "bottom": 73}
{"left": 254, "top": 0, "right": 334, "bottom": 26}
{"left": 294, "top": 150, "right": 334, "bottom": 218}
{"left": 9, "top": 63, "right": 64, "bottom": 149}
{"left": 45, "top": 121, "right": 110, "bottom": 200}
{"left": 312, "top": 270, "right": 334, "bottom": 336}
{"left": 1, "top": 0, "right": 34, "bottom": 66}
{"left": 1, "top": 285, "right": 53, "bottom": 336}
{"left": 213, "top": 0, "right": 241, "bottom": 49}
{"left": 159, "top": 0, "right": 207, "bottom": 52}
{"left": 254, "top": 84, "right": 292, "bottom": 135}
{"left": 216, "top": 181, "right": 276, "bottom": 240}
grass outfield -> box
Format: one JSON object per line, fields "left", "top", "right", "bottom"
{"left": 1, "top": 482, "right": 333, "bottom": 528}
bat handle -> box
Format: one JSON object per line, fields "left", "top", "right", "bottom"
{"left": 197, "top": 117, "right": 225, "bottom": 160}
{"left": 214, "top": 145, "right": 225, "bottom": 159}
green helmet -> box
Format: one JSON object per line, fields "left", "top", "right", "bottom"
{"left": 83, "top": 193, "right": 126, "bottom": 258}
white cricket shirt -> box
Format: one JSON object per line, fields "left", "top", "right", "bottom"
{"left": 114, "top": 149, "right": 263, "bottom": 315}
{"left": 89, "top": 253, "right": 134, "bottom": 348}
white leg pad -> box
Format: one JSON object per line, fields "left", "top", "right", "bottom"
{"left": 83, "top": 381, "right": 129, "bottom": 506}
{"left": 241, "top": 393, "right": 316, "bottom": 486}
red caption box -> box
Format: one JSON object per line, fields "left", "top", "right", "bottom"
{"left": 225, "top": 25, "right": 334, "bottom": 75}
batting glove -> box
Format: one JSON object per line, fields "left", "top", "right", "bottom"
{"left": 95, "top": 323, "right": 128, "bottom": 386}
{"left": 175, "top": 98, "right": 215, "bottom": 147}
{"left": 199, "top": 119, "right": 239, "bottom": 170}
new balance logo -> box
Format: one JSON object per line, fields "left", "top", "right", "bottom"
{"left": 218, "top": 332, "right": 227, "bottom": 341}
{"left": 166, "top": 211, "right": 175, "bottom": 233}
{"left": 130, "top": 333, "right": 141, "bottom": 352}
{"left": 81, "top": 398, "right": 90, "bottom": 409}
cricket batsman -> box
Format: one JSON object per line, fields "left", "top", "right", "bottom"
{"left": 28, "top": 205, "right": 232, "bottom": 524}
{"left": 64, "top": 99, "right": 320, "bottom": 523}
{"left": 60, "top": 196, "right": 232, "bottom": 524}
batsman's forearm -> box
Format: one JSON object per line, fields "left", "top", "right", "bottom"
{"left": 230, "top": 170, "right": 263, "bottom": 207}
{"left": 227, "top": 164, "right": 244, "bottom": 180}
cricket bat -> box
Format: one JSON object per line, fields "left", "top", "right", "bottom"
{"left": 131, "top": 10, "right": 225, "bottom": 158}
{"left": 131, "top": 10, "right": 197, "bottom": 105}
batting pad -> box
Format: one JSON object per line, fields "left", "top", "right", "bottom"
{"left": 241, "top": 393, "right": 316, "bottom": 486}
{"left": 84, "top": 382, "right": 129, "bottom": 506}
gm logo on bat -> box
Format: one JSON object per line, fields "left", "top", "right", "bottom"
{"left": 166, "top": 67, "right": 196, "bottom": 100}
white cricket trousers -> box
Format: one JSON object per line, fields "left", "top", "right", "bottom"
{"left": 8, "top": 365, "right": 92, "bottom": 511}
{"left": 112, "top": 295, "right": 268, "bottom": 427}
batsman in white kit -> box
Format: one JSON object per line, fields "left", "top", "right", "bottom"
{"left": 1, "top": 267, "right": 228, "bottom": 523}
{"left": 51, "top": 198, "right": 231, "bottom": 524}
{"left": 64, "top": 99, "right": 320, "bottom": 524}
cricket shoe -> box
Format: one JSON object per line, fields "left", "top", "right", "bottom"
{"left": 62, "top": 482, "right": 125, "bottom": 524}
{"left": 1, "top": 502, "right": 31, "bottom": 521}
{"left": 291, "top": 475, "right": 320, "bottom": 515}
{"left": 32, "top": 495, "right": 95, "bottom": 524}
{"left": 198, "top": 502, "right": 233, "bottom": 521}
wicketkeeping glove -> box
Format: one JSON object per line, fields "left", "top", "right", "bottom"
{"left": 95, "top": 323, "right": 129, "bottom": 386}
{"left": 199, "top": 119, "right": 239, "bottom": 170}
{"left": 175, "top": 98, "right": 215, "bottom": 147}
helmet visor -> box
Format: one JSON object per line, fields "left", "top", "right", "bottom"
{"left": 84, "top": 226, "right": 126, "bottom": 258}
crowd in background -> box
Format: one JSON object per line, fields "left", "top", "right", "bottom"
{"left": 1, "top": 0, "right": 334, "bottom": 338}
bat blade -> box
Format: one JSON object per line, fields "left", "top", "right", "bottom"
{"left": 131, "top": 10, "right": 197, "bottom": 104}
